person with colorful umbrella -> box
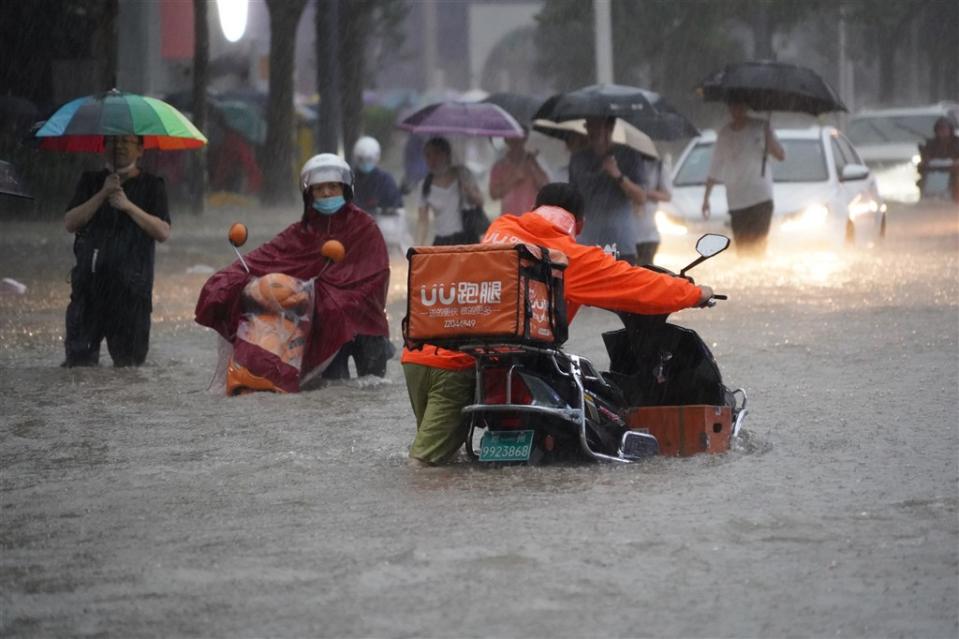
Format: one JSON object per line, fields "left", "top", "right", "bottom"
{"left": 39, "top": 89, "right": 206, "bottom": 367}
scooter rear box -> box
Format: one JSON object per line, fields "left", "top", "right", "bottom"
{"left": 625, "top": 405, "right": 731, "bottom": 456}
{"left": 404, "top": 243, "right": 568, "bottom": 348}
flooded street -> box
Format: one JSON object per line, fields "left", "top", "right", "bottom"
{"left": 1, "top": 202, "right": 957, "bottom": 637}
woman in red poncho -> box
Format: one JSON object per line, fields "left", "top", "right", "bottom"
{"left": 195, "top": 154, "right": 392, "bottom": 393}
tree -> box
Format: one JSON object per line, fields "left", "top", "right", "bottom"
{"left": 190, "top": 0, "right": 209, "bottom": 215}
{"left": 844, "top": 0, "right": 927, "bottom": 103}
{"left": 725, "top": 0, "right": 826, "bottom": 61}
{"left": 534, "top": 0, "right": 745, "bottom": 122}
{"left": 915, "top": 0, "right": 959, "bottom": 100}
{"left": 262, "top": 0, "right": 308, "bottom": 205}
{"left": 91, "top": 0, "right": 119, "bottom": 89}
{"left": 316, "top": 0, "right": 409, "bottom": 156}
{"left": 315, "top": 0, "right": 342, "bottom": 153}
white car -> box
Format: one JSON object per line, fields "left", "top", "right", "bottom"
{"left": 656, "top": 126, "right": 887, "bottom": 246}
{"left": 846, "top": 103, "right": 959, "bottom": 202}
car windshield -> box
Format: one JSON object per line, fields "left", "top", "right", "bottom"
{"left": 673, "top": 139, "right": 829, "bottom": 186}
{"left": 846, "top": 115, "right": 941, "bottom": 145}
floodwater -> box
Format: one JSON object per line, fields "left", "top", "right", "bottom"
{"left": 1, "top": 201, "right": 957, "bottom": 638}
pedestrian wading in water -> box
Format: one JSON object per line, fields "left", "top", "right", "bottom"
{"left": 62, "top": 134, "right": 171, "bottom": 367}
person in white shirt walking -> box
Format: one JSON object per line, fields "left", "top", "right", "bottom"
{"left": 701, "top": 101, "right": 785, "bottom": 256}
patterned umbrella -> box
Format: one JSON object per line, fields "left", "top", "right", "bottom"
{"left": 34, "top": 88, "right": 207, "bottom": 152}
{"left": 397, "top": 101, "right": 524, "bottom": 138}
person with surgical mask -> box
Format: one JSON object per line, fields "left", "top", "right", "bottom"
{"left": 351, "top": 136, "right": 410, "bottom": 254}
{"left": 62, "top": 134, "right": 171, "bottom": 367}
{"left": 195, "top": 153, "right": 395, "bottom": 384}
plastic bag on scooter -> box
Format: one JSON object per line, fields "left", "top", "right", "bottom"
{"left": 226, "top": 273, "right": 314, "bottom": 394}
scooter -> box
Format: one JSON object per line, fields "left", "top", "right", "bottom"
{"left": 919, "top": 158, "right": 956, "bottom": 202}
{"left": 219, "top": 223, "right": 343, "bottom": 395}
{"left": 459, "top": 234, "right": 747, "bottom": 464}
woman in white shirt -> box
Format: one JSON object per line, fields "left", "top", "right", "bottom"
{"left": 416, "top": 137, "right": 485, "bottom": 245}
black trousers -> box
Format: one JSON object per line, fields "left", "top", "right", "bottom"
{"left": 64, "top": 286, "right": 151, "bottom": 367}
{"left": 729, "top": 199, "right": 774, "bottom": 256}
{"left": 321, "top": 335, "right": 395, "bottom": 379}
{"left": 635, "top": 241, "right": 660, "bottom": 266}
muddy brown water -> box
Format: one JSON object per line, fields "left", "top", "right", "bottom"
{"left": 1, "top": 202, "right": 956, "bottom": 638}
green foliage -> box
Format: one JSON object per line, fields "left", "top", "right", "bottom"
{"left": 534, "top": 0, "right": 747, "bottom": 123}
{"left": 534, "top": 0, "right": 595, "bottom": 91}
{"left": 361, "top": 105, "right": 398, "bottom": 156}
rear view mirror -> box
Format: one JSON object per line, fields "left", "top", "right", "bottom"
{"left": 840, "top": 164, "right": 870, "bottom": 182}
{"left": 681, "top": 234, "right": 731, "bottom": 277}
{"left": 696, "top": 234, "right": 730, "bottom": 258}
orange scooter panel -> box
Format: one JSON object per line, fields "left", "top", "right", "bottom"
{"left": 626, "top": 405, "right": 731, "bottom": 456}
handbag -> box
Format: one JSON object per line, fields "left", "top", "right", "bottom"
{"left": 460, "top": 204, "right": 490, "bottom": 242}
{"left": 422, "top": 169, "right": 490, "bottom": 244}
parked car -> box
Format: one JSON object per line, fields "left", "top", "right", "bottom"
{"left": 845, "top": 102, "right": 959, "bottom": 202}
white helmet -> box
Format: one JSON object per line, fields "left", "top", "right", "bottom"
{"left": 352, "top": 136, "right": 381, "bottom": 166}
{"left": 300, "top": 153, "right": 353, "bottom": 199}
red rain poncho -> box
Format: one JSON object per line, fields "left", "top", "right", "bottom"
{"left": 195, "top": 202, "right": 390, "bottom": 390}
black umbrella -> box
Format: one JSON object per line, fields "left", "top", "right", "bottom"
{"left": 697, "top": 61, "right": 846, "bottom": 116}
{"left": 481, "top": 92, "right": 546, "bottom": 127}
{"left": 533, "top": 83, "right": 699, "bottom": 140}
{"left": 0, "top": 160, "right": 33, "bottom": 199}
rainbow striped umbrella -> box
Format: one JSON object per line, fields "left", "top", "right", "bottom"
{"left": 34, "top": 89, "right": 207, "bottom": 152}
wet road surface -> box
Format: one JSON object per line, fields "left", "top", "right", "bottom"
{"left": 1, "top": 202, "right": 956, "bottom": 637}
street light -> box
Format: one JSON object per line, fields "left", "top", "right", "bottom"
{"left": 216, "top": 0, "right": 248, "bottom": 43}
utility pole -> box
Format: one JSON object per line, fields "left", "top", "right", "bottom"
{"left": 593, "top": 0, "right": 613, "bottom": 84}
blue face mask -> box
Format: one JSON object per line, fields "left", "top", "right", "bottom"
{"left": 312, "top": 195, "right": 346, "bottom": 215}
{"left": 357, "top": 161, "right": 375, "bottom": 174}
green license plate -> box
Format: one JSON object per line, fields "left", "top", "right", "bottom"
{"left": 479, "top": 430, "right": 534, "bottom": 462}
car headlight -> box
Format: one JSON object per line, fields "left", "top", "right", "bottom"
{"left": 780, "top": 203, "right": 829, "bottom": 232}
{"left": 848, "top": 194, "right": 881, "bottom": 220}
{"left": 655, "top": 209, "right": 688, "bottom": 236}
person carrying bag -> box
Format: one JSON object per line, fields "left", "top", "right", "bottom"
{"left": 417, "top": 137, "right": 488, "bottom": 246}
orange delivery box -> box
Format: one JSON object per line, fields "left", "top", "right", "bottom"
{"left": 403, "top": 243, "right": 568, "bottom": 348}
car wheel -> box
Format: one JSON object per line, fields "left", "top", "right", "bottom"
{"left": 879, "top": 213, "right": 887, "bottom": 239}
{"left": 845, "top": 220, "right": 855, "bottom": 245}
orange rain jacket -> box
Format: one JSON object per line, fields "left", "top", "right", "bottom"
{"left": 401, "top": 206, "right": 704, "bottom": 371}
